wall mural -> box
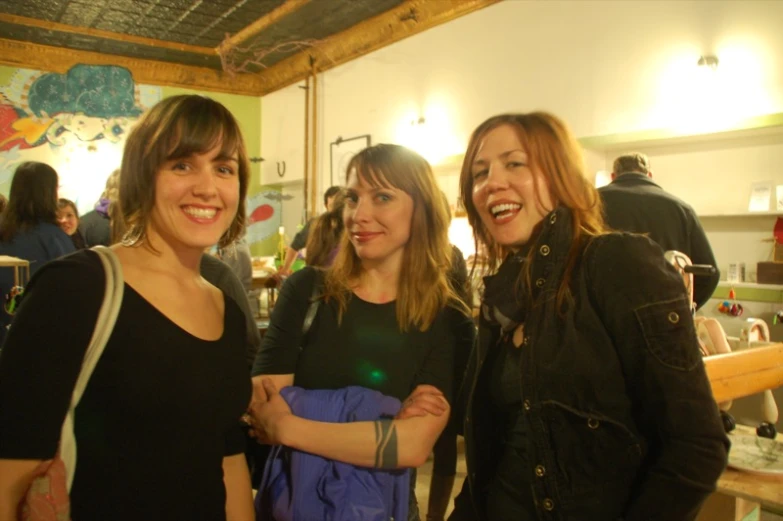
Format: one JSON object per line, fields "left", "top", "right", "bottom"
{"left": 0, "top": 64, "right": 160, "bottom": 215}
{"left": 246, "top": 190, "right": 285, "bottom": 248}
{"left": 0, "top": 63, "right": 279, "bottom": 255}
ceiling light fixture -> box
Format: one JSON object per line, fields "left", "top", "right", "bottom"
{"left": 697, "top": 55, "right": 719, "bottom": 70}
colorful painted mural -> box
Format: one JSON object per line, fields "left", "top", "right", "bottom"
{"left": 0, "top": 64, "right": 160, "bottom": 215}
{"left": 0, "top": 64, "right": 280, "bottom": 255}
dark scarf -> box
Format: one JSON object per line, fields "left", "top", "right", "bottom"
{"left": 481, "top": 206, "right": 573, "bottom": 333}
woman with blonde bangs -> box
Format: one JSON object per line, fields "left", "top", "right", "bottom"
{"left": 248, "top": 143, "right": 475, "bottom": 520}
{"left": 0, "top": 95, "right": 254, "bottom": 520}
{"left": 448, "top": 113, "right": 728, "bottom": 521}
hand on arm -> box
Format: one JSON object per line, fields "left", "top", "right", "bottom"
{"left": 276, "top": 247, "right": 299, "bottom": 278}
{"left": 0, "top": 459, "right": 45, "bottom": 520}
{"left": 395, "top": 384, "right": 449, "bottom": 420}
{"left": 246, "top": 379, "right": 450, "bottom": 469}
{"left": 222, "top": 454, "right": 253, "bottom": 521}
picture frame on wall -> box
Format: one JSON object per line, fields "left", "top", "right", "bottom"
{"left": 748, "top": 180, "right": 773, "bottom": 212}
{"left": 330, "top": 134, "right": 371, "bottom": 187}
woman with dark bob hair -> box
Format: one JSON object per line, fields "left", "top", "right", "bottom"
{"left": 0, "top": 161, "right": 75, "bottom": 343}
{"left": 447, "top": 113, "right": 728, "bottom": 521}
{"left": 0, "top": 95, "right": 254, "bottom": 520}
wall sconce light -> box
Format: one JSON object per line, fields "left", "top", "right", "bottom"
{"left": 697, "top": 55, "right": 719, "bottom": 70}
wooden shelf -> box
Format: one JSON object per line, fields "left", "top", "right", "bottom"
{"left": 699, "top": 212, "right": 781, "bottom": 218}
{"left": 260, "top": 177, "right": 304, "bottom": 188}
{"left": 578, "top": 112, "right": 783, "bottom": 153}
{"left": 717, "top": 281, "right": 783, "bottom": 291}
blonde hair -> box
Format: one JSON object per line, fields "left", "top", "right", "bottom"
{"left": 101, "top": 169, "right": 120, "bottom": 201}
{"left": 325, "top": 144, "right": 466, "bottom": 331}
{"left": 118, "top": 95, "right": 249, "bottom": 249}
{"left": 460, "top": 112, "right": 607, "bottom": 309}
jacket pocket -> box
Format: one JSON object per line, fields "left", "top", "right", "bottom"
{"left": 542, "top": 402, "right": 644, "bottom": 517}
{"left": 634, "top": 296, "right": 700, "bottom": 371}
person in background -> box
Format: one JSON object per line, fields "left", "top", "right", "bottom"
{"left": 415, "top": 192, "right": 474, "bottom": 521}
{"left": 217, "top": 237, "right": 253, "bottom": 297}
{"left": 214, "top": 236, "right": 263, "bottom": 359}
{"left": 57, "top": 198, "right": 87, "bottom": 250}
{"left": 80, "top": 169, "right": 119, "bottom": 247}
{"left": 303, "top": 189, "right": 346, "bottom": 267}
{"left": 277, "top": 185, "right": 342, "bottom": 277}
{"left": 0, "top": 162, "right": 74, "bottom": 345}
{"left": 247, "top": 144, "right": 475, "bottom": 520}
{"left": 0, "top": 95, "right": 254, "bottom": 520}
{"left": 0, "top": 194, "right": 7, "bottom": 216}
{"left": 447, "top": 113, "right": 728, "bottom": 521}
{"left": 598, "top": 152, "right": 719, "bottom": 309}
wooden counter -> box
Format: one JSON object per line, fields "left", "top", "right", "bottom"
{"left": 0, "top": 255, "right": 30, "bottom": 286}
{"left": 699, "top": 346, "right": 783, "bottom": 521}
{"left": 717, "top": 425, "right": 783, "bottom": 510}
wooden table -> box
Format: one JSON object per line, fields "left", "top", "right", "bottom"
{"left": 0, "top": 255, "right": 30, "bottom": 287}
{"left": 696, "top": 426, "right": 783, "bottom": 521}
{"left": 251, "top": 269, "right": 278, "bottom": 290}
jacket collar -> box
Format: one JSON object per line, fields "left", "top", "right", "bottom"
{"left": 480, "top": 206, "right": 573, "bottom": 331}
{"left": 610, "top": 172, "right": 662, "bottom": 189}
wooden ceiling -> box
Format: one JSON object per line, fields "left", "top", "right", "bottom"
{"left": 0, "top": 0, "right": 500, "bottom": 96}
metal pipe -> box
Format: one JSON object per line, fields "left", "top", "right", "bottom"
{"left": 311, "top": 59, "right": 318, "bottom": 217}
{"left": 303, "top": 75, "right": 310, "bottom": 222}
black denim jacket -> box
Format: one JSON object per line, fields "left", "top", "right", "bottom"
{"left": 451, "top": 208, "right": 729, "bottom": 521}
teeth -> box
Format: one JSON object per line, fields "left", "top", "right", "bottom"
{"left": 490, "top": 203, "right": 521, "bottom": 216}
{"left": 183, "top": 206, "right": 217, "bottom": 219}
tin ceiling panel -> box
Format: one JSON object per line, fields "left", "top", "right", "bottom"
{"left": 0, "top": 0, "right": 285, "bottom": 48}
{"left": 0, "top": 0, "right": 500, "bottom": 95}
{"left": 230, "top": 0, "right": 404, "bottom": 72}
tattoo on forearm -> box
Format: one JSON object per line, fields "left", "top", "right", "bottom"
{"left": 373, "top": 419, "right": 399, "bottom": 468}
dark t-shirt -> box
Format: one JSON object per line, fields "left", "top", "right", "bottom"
{"left": 0, "top": 250, "right": 251, "bottom": 521}
{"left": 78, "top": 210, "right": 111, "bottom": 247}
{"left": 290, "top": 220, "right": 312, "bottom": 251}
{"left": 253, "top": 267, "right": 461, "bottom": 403}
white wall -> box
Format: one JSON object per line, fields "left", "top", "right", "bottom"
{"left": 261, "top": 0, "right": 783, "bottom": 271}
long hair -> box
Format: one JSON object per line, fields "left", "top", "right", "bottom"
{"left": 0, "top": 162, "right": 59, "bottom": 242}
{"left": 325, "top": 144, "right": 466, "bottom": 331}
{"left": 119, "top": 95, "right": 250, "bottom": 249}
{"left": 460, "top": 112, "right": 606, "bottom": 308}
{"left": 305, "top": 190, "right": 346, "bottom": 267}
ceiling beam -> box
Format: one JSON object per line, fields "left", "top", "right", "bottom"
{"left": 254, "top": 0, "right": 501, "bottom": 96}
{"left": 0, "top": 38, "right": 265, "bottom": 96}
{"left": 219, "top": 0, "right": 312, "bottom": 52}
{"left": 0, "top": 13, "right": 216, "bottom": 56}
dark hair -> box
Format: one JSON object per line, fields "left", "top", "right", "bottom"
{"left": 323, "top": 185, "right": 342, "bottom": 207}
{"left": 0, "top": 194, "right": 7, "bottom": 215}
{"left": 118, "top": 95, "right": 250, "bottom": 249}
{"left": 305, "top": 190, "right": 345, "bottom": 267}
{"left": 0, "top": 162, "right": 59, "bottom": 241}
{"left": 57, "top": 198, "right": 79, "bottom": 218}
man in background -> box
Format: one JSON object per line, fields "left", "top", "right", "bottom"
{"left": 599, "top": 152, "right": 719, "bottom": 309}
{"left": 277, "top": 185, "right": 342, "bottom": 277}
{"left": 80, "top": 169, "right": 119, "bottom": 247}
